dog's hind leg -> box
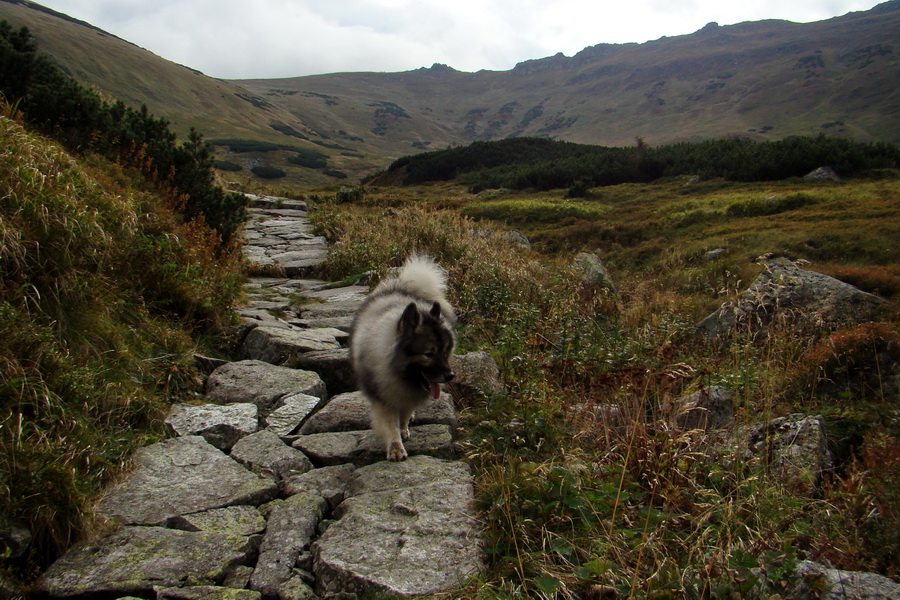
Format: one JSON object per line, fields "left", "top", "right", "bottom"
{"left": 399, "top": 407, "right": 415, "bottom": 441}
{"left": 371, "top": 402, "right": 407, "bottom": 461}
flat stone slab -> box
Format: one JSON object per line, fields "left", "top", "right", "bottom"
{"left": 294, "top": 349, "right": 355, "bottom": 396}
{"left": 242, "top": 327, "right": 341, "bottom": 366}
{"left": 283, "top": 465, "right": 357, "bottom": 510}
{"left": 35, "top": 526, "right": 256, "bottom": 599}
{"left": 165, "top": 403, "right": 258, "bottom": 451}
{"left": 250, "top": 493, "right": 328, "bottom": 596}
{"left": 168, "top": 506, "right": 267, "bottom": 537}
{"left": 264, "top": 393, "right": 324, "bottom": 437}
{"left": 206, "top": 360, "right": 326, "bottom": 418}
{"left": 97, "top": 436, "right": 278, "bottom": 526}
{"left": 313, "top": 456, "right": 483, "bottom": 597}
{"left": 300, "top": 391, "right": 456, "bottom": 435}
{"left": 292, "top": 424, "right": 455, "bottom": 467}
{"left": 230, "top": 430, "right": 314, "bottom": 481}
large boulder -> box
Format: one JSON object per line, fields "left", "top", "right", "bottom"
{"left": 34, "top": 527, "right": 256, "bottom": 599}
{"left": 697, "top": 258, "right": 884, "bottom": 342}
{"left": 313, "top": 456, "right": 484, "bottom": 597}
{"left": 206, "top": 360, "right": 326, "bottom": 418}
{"left": 96, "top": 436, "right": 278, "bottom": 526}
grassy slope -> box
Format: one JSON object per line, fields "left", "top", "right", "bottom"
{"left": 0, "top": 112, "right": 243, "bottom": 581}
{"left": 310, "top": 173, "right": 899, "bottom": 597}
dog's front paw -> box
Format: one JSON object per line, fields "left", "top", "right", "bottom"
{"left": 387, "top": 441, "right": 408, "bottom": 462}
{"left": 401, "top": 426, "right": 410, "bottom": 441}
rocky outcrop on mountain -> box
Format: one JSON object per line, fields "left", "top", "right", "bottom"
{"left": 697, "top": 258, "right": 884, "bottom": 341}
{"left": 35, "top": 197, "right": 485, "bottom": 600}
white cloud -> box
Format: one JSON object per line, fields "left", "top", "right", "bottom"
{"left": 36, "top": 0, "right": 883, "bottom": 79}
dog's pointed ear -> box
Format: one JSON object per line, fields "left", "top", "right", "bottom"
{"left": 399, "top": 302, "right": 421, "bottom": 331}
{"left": 430, "top": 302, "right": 441, "bottom": 319}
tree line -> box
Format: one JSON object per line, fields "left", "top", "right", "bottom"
{"left": 0, "top": 21, "right": 246, "bottom": 243}
{"left": 384, "top": 134, "right": 900, "bottom": 193}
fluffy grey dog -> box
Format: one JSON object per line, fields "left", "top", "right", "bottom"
{"left": 350, "top": 255, "right": 456, "bottom": 461}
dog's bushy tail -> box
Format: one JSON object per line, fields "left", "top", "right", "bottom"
{"left": 397, "top": 253, "right": 448, "bottom": 299}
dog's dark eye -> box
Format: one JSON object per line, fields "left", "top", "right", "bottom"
{"left": 424, "top": 351, "right": 435, "bottom": 359}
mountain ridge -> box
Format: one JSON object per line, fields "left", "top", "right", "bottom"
{"left": 1, "top": 0, "right": 898, "bottom": 185}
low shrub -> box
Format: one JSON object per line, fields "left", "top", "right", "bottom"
{"left": 251, "top": 165, "right": 287, "bottom": 179}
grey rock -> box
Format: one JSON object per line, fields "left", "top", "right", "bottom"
{"left": 803, "top": 166, "right": 842, "bottom": 182}
{"left": 291, "top": 316, "right": 355, "bottom": 332}
{"left": 165, "top": 403, "right": 258, "bottom": 451}
{"left": 0, "top": 522, "right": 31, "bottom": 560}
{"left": 573, "top": 252, "right": 617, "bottom": 296}
{"left": 274, "top": 573, "right": 319, "bottom": 600}
{"left": 231, "top": 430, "right": 314, "bottom": 481}
{"left": 299, "top": 299, "right": 364, "bottom": 320}
{"left": 697, "top": 258, "right": 884, "bottom": 342}
{"left": 313, "top": 456, "right": 483, "bottom": 597}
{"left": 744, "top": 414, "right": 833, "bottom": 491}
{"left": 156, "top": 586, "right": 263, "bottom": 600}
{"left": 265, "top": 392, "right": 325, "bottom": 437}
{"left": 299, "top": 392, "right": 456, "bottom": 434}
{"left": 503, "top": 229, "right": 531, "bottom": 249}
{"left": 293, "top": 424, "right": 455, "bottom": 467}
{"left": 448, "top": 351, "right": 505, "bottom": 399}
{"left": 206, "top": 360, "right": 326, "bottom": 418}
{"left": 295, "top": 348, "right": 356, "bottom": 396}
{"left": 704, "top": 248, "right": 726, "bottom": 262}
{"left": 793, "top": 560, "right": 900, "bottom": 599}
{"left": 244, "top": 194, "right": 309, "bottom": 211}
{"left": 34, "top": 527, "right": 256, "bottom": 598}
{"left": 167, "top": 505, "right": 267, "bottom": 537}
{"left": 242, "top": 327, "right": 341, "bottom": 365}
{"left": 673, "top": 386, "right": 734, "bottom": 430}
{"left": 283, "top": 464, "right": 357, "bottom": 510}
{"left": 97, "top": 436, "right": 278, "bottom": 525}
{"left": 250, "top": 493, "right": 328, "bottom": 596}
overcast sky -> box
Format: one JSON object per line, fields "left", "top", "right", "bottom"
{"left": 37, "top": 0, "right": 884, "bottom": 80}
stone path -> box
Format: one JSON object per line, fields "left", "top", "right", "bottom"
{"left": 36, "top": 195, "right": 486, "bottom": 600}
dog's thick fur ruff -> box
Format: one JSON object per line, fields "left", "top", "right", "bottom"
{"left": 350, "top": 255, "right": 456, "bottom": 461}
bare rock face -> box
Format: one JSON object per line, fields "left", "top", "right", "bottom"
{"left": 96, "top": 436, "right": 278, "bottom": 526}
{"left": 34, "top": 527, "right": 257, "bottom": 598}
{"left": 313, "top": 456, "right": 484, "bottom": 597}
{"left": 697, "top": 258, "right": 884, "bottom": 342}
{"left": 205, "top": 360, "right": 327, "bottom": 418}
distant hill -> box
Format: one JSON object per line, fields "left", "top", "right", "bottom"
{"left": 2, "top": 0, "right": 899, "bottom": 185}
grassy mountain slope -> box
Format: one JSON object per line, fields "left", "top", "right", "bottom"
{"left": 1, "top": 0, "right": 898, "bottom": 187}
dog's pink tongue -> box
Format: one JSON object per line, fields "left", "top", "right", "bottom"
{"left": 428, "top": 379, "right": 441, "bottom": 400}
